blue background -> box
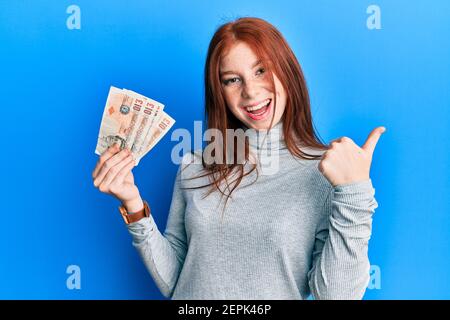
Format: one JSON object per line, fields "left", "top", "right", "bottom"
{"left": 1, "top": 0, "right": 449, "bottom": 299}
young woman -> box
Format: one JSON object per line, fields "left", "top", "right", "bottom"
{"left": 92, "top": 17, "right": 385, "bottom": 300}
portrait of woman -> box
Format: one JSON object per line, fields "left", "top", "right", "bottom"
{"left": 92, "top": 17, "right": 385, "bottom": 300}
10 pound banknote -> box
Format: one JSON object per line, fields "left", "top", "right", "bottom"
{"left": 95, "top": 86, "right": 175, "bottom": 165}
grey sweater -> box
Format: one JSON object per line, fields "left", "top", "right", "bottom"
{"left": 126, "top": 122, "right": 379, "bottom": 300}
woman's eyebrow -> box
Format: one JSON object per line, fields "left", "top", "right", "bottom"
{"left": 220, "top": 60, "right": 262, "bottom": 76}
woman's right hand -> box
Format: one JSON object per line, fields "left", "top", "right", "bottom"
{"left": 92, "top": 143, "right": 144, "bottom": 212}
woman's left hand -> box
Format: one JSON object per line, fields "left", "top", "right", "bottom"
{"left": 318, "top": 127, "right": 386, "bottom": 187}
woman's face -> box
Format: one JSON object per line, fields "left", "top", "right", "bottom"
{"left": 219, "top": 41, "right": 287, "bottom": 131}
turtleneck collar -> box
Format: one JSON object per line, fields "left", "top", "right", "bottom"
{"left": 243, "top": 121, "right": 288, "bottom": 153}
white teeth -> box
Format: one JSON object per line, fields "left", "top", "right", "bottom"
{"left": 245, "top": 99, "right": 270, "bottom": 112}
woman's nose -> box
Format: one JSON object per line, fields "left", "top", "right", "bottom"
{"left": 242, "top": 79, "right": 260, "bottom": 99}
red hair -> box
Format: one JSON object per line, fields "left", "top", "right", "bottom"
{"left": 183, "top": 17, "right": 328, "bottom": 215}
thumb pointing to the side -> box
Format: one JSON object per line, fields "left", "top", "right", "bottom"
{"left": 362, "top": 126, "right": 386, "bottom": 155}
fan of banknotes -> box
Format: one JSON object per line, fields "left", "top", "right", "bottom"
{"left": 95, "top": 86, "right": 175, "bottom": 166}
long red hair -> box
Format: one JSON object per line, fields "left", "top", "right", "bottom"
{"left": 182, "top": 17, "right": 328, "bottom": 214}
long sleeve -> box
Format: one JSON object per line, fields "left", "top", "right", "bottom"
{"left": 125, "top": 164, "right": 187, "bottom": 298}
{"left": 307, "top": 179, "right": 379, "bottom": 300}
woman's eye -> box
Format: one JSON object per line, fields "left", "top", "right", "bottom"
{"left": 256, "top": 68, "right": 265, "bottom": 75}
{"left": 223, "top": 77, "right": 240, "bottom": 85}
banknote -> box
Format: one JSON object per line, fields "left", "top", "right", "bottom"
{"left": 134, "top": 112, "right": 176, "bottom": 165}
{"left": 135, "top": 99, "right": 164, "bottom": 157}
{"left": 122, "top": 89, "right": 147, "bottom": 151}
{"left": 95, "top": 86, "right": 175, "bottom": 166}
{"left": 95, "top": 86, "right": 136, "bottom": 156}
{"left": 127, "top": 93, "right": 165, "bottom": 156}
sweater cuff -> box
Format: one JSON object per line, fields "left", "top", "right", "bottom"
{"left": 331, "top": 179, "right": 378, "bottom": 226}
{"left": 126, "top": 214, "right": 157, "bottom": 237}
{"left": 334, "top": 179, "right": 375, "bottom": 198}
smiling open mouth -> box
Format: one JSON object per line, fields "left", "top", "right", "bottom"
{"left": 243, "top": 99, "right": 272, "bottom": 120}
